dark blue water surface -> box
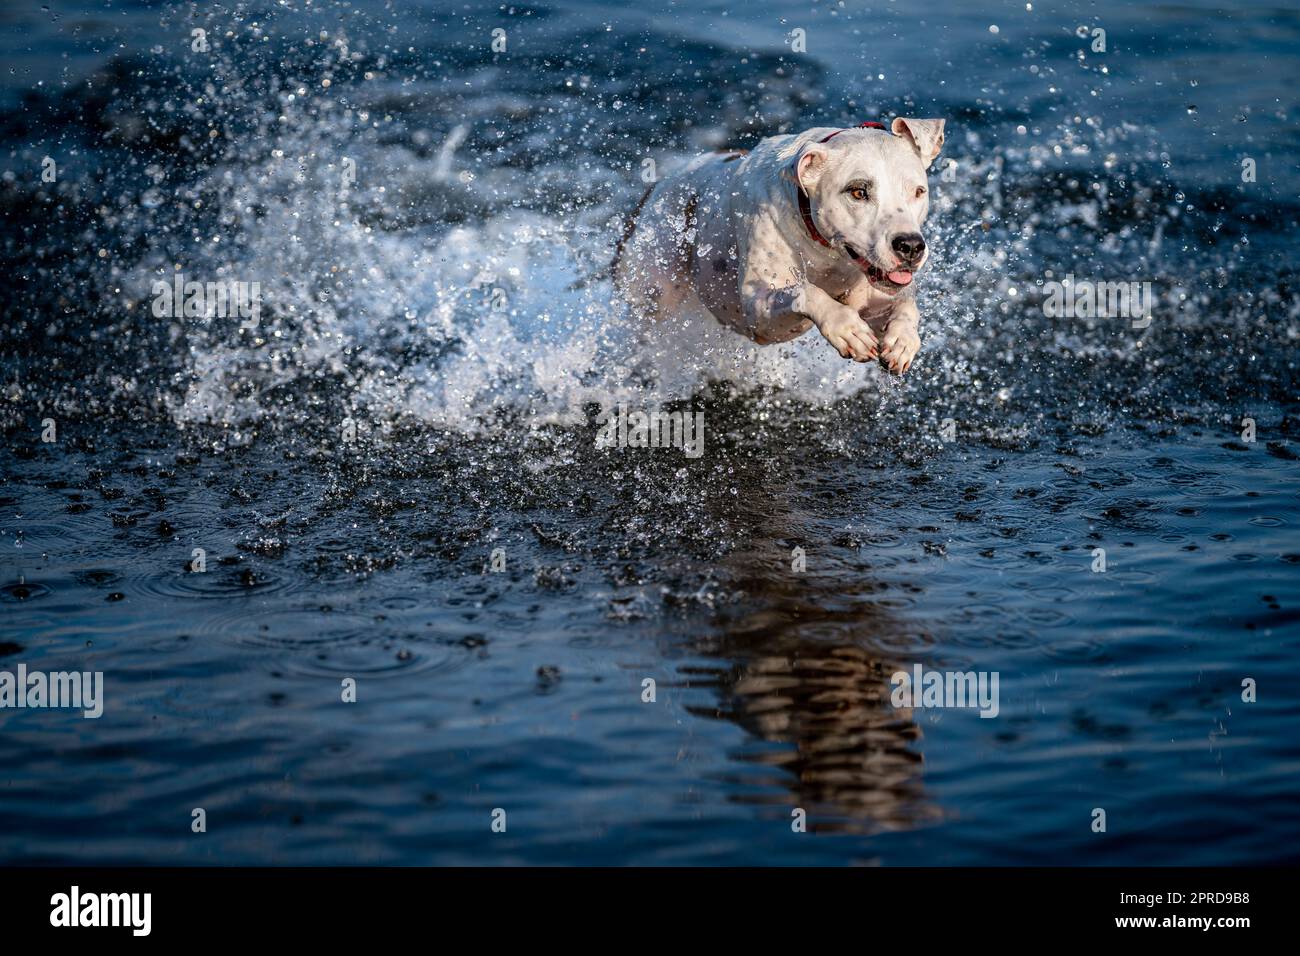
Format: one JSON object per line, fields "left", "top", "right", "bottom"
{"left": 1, "top": 0, "right": 1298, "bottom": 865}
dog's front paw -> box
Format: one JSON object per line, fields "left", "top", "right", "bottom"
{"left": 816, "top": 308, "right": 878, "bottom": 362}
{"left": 880, "top": 322, "right": 921, "bottom": 374}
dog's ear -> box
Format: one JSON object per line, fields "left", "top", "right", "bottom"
{"left": 891, "top": 117, "right": 946, "bottom": 168}
{"left": 790, "top": 144, "right": 831, "bottom": 192}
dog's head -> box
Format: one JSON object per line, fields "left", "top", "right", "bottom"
{"left": 792, "top": 118, "right": 946, "bottom": 294}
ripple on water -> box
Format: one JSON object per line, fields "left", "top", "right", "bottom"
{"left": 1024, "top": 585, "right": 1076, "bottom": 600}
{"left": 124, "top": 559, "right": 309, "bottom": 601}
{"left": 863, "top": 628, "right": 939, "bottom": 655}
{"left": 1023, "top": 608, "right": 1072, "bottom": 626}
{"left": 949, "top": 628, "right": 1038, "bottom": 650}
{"left": 8, "top": 510, "right": 103, "bottom": 549}
{"left": 283, "top": 641, "right": 468, "bottom": 680}
{"left": 1039, "top": 637, "right": 1108, "bottom": 663}
{"left": 954, "top": 603, "right": 1016, "bottom": 624}
{"left": 72, "top": 568, "right": 123, "bottom": 589}
{"left": 193, "top": 607, "right": 376, "bottom": 649}
{"left": 1248, "top": 516, "right": 1285, "bottom": 528}
{"left": 1109, "top": 568, "right": 1159, "bottom": 583}
{"left": 1188, "top": 480, "right": 1237, "bottom": 498}
{"left": 375, "top": 595, "right": 425, "bottom": 612}
{"left": 0, "top": 580, "right": 53, "bottom": 602}
{"left": 187, "top": 605, "right": 472, "bottom": 680}
{"left": 1166, "top": 469, "right": 1214, "bottom": 487}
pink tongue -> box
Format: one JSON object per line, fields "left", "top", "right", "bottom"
{"left": 887, "top": 270, "right": 913, "bottom": 285}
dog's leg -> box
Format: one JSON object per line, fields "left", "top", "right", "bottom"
{"left": 879, "top": 298, "right": 922, "bottom": 374}
{"left": 615, "top": 186, "right": 699, "bottom": 322}
{"left": 742, "top": 280, "right": 878, "bottom": 361}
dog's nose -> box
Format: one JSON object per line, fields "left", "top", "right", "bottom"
{"left": 891, "top": 233, "right": 926, "bottom": 263}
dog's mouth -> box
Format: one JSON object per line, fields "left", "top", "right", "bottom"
{"left": 844, "top": 244, "right": 916, "bottom": 292}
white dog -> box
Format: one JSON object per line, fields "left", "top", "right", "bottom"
{"left": 614, "top": 118, "right": 946, "bottom": 374}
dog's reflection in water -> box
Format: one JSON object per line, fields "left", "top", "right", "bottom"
{"left": 651, "top": 419, "right": 940, "bottom": 832}
{"left": 679, "top": 591, "right": 940, "bottom": 834}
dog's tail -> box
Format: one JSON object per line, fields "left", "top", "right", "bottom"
{"left": 566, "top": 184, "right": 655, "bottom": 291}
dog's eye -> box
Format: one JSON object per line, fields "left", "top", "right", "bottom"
{"left": 847, "top": 186, "right": 870, "bottom": 202}
{"left": 915, "top": 186, "right": 927, "bottom": 199}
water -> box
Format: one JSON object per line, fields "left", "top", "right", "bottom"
{"left": 1, "top": 0, "right": 1298, "bottom": 865}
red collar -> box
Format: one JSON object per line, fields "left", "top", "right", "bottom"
{"left": 798, "top": 121, "right": 887, "bottom": 248}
